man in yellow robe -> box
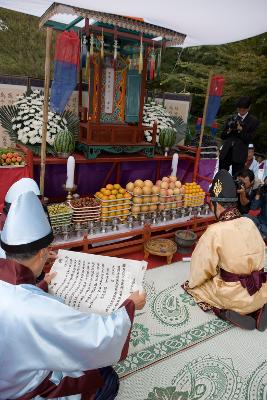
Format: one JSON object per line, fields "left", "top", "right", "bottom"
{"left": 186, "top": 169, "right": 267, "bottom": 331}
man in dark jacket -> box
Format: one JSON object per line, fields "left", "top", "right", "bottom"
{"left": 219, "top": 96, "right": 259, "bottom": 176}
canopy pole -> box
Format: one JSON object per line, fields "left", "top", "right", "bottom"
{"left": 193, "top": 70, "right": 213, "bottom": 182}
{"left": 40, "top": 27, "right": 53, "bottom": 198}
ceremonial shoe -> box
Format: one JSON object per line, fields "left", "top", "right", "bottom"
{"left": 218, "top": 310, "right": 256, "bottom": 330}
{"left": 256, "top": 304, "right": 267, "bottom": 332}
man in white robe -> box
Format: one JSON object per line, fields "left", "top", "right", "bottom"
{"left": 0, "top": 191, "right": 146, "bottom": 399}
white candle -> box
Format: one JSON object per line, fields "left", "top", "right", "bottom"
{"left": 171, "top": 153, "right": 179, "bottom": 177}
{"left": 66, "top": 156, "right": 75, "bottom": 189}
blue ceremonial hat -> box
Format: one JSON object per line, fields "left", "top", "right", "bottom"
{"left": 4, "top": 178, "right": 40, "bottom": 215}
{"left": 0, "top": 191, "right": 53, "bottom": 254}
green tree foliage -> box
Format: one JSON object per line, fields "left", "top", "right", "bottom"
{"left": 0, "top": 8, "right": 47, "bottom": 78}
{"left": 157, "top": 34, "right": 267, "bottom": 150}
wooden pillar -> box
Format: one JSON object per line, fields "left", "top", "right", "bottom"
{"left": 138, "top": 46, "right": 148, "bottom": 133}
{"left": 96, "top": 59, "right": 102, "bottom": 123}
{"left": 193, "top": 70, "right": 213, "bottom": 182}
{"left": 40, "top": 27, "right": 53, "bottom": 198}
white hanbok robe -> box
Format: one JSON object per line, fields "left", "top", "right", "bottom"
{"left": 0, "top": 281, "right": 132, "bottom": 400}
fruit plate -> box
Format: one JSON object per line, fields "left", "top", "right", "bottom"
{"left": 95, "top": 195, "right": 132, "bottom": 203}
{"left": 127, "top": 191, "right": 159, "bottom": 198}
{"left": 50, "top": 219, "right": 72, "bottom": 227}
{"left": 72, "top": 212, "right": 101, "bottom": 218}
{"left": 132, "top": 201, "right": 160, "bottom": 207}
{"left": 101, "top": 205, "right": 131, "bottom": 211}
{"left": 0, "top": 164, "right": 26, "bottom": 168}
{"left": 100, "top": 201, "right": 131, "bottom": 208}
{"left": 69, "top": 198, "right": 101, "bottom": 210}
{"left": 72, "top": 216, "right": 101, "bottom": 222}
{"left": 49, "top": 211, "right": 73, "bottom": 219}
{"left": 101, "top": 212, "right": 130, "bottom": 220}
{"left": 69, "top": 204, "right": 101, "bottom": 211}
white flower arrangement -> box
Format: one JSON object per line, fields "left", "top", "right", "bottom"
{"left": 11, "top": 90, "right": 68, "bottom": 146}
{"left": 142, "top": 101, "right": 175, "bottom": 145}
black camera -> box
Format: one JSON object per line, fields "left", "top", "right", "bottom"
{"left": 227, "top": 114, "right": 243, "bottom": 131}
{"left": 234, "top": 178, "right": 244, "bottom": 190}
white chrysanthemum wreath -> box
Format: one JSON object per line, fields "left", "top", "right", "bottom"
{"left": 142, "top": 101, "right": 175, "bottom": 144}
{"left": 11, "top": 90, "right": 68, "bottom": 146}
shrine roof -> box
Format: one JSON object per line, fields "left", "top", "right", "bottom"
{"left": 39, "top": 2, "right": 186, "bottom": 47}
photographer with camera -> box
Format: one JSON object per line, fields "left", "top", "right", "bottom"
{"left": 246, "top": 176, "right": 267, "bottom": 239}
{"left": 219, "top": 96, "right": 259, "bottom": 176}
{"left": 234, "top": 169, "right": 260, "bottom": 214}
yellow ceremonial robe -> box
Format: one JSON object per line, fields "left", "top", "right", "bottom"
{"left": 187, "top": 217, "right": 267, "bottom": 314}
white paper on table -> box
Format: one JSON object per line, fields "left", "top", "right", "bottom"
{"left": 49, "top": 249, "right": 147, "bottom": 315}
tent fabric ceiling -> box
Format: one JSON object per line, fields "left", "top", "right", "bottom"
{"left": 0, "top": 0, "right": 267, "bottom": 47}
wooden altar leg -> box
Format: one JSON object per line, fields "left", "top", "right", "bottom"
{"left": 167, "top": 254, "right": 173, "bottom": 264}
{"left": 144, "top": 249, "right": 150, "bottom": 260}
{"left": 40, "top": 27, "right": 53, "bottom": 198}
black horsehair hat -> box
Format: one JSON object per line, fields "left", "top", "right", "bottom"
{"left": 236, "top": 96, "right": 252, "bottom": 108}
{"left": 209, "top": 169, "right": 238, "bottom": 203}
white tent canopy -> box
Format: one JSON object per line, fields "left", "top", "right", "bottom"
{"left": 0, "top": 0, "right": 267, "bottom": 47}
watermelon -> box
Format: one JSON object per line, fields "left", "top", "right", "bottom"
{"left": 53, "top": 130, "right": 75, "bottom": 154}
{"left": 159, "top": 128, "right": 176, "bottom": 148}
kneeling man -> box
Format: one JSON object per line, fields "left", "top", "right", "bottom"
{"left": 185, "top": 170, "right": 267, "bottom": 330}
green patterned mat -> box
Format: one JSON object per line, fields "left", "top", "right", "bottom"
{"left": 115, "top": 262, "right": 231, "bottom": 377}
{"left": 117, "top": 327, "right": 267, "bottom": 399}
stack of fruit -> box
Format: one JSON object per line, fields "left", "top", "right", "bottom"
{"left": 69, "top": 197, "right": 101, "bottom": 223}
{"left": 95, "top": 184, "right": 132, "bottom": 222}
{"left": 183, "top": 182, "right": 205, "bottom": 207}
{"left": 155, "top": 176, "right": 184, "bottom": 210}
{"left": 126, "top": 179, "right": 160, "bottom": 217}
{"left": 0, "top": 149, "right": 25, "bottom": 167}
{"left": 47, "top": 203, "right": 73, "bottom": 228}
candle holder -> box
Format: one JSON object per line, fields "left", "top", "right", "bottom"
{"left": 100, "top": 220, "right": 107, "bottom": 234}
{"left": 63, "top": 184, "right": 77, "bottom": 202}
{"left": 204, "top": 203, "right": 210, "bottom": 215}
{"left": 171, "top": 208, "right": 177, "bottom": 220}
{"left": 75, "top": 222, "right": 82, "bottom": 238}
{"left": 188, "top": 206, "right": 193, "bottom": 218}
{"left": 127, "top": 215, "right": 134, "bottom": 229}
{"left": 151, "top": 211, "right": 157, "bottom": 225}
{"left": 162, "top": 209, "right": 167, "bottom": 222}
{"left": 88, "top": 221, "right": 95, "bottom": 236}
{"left": 112, "top": 218, "right": 119, "bottom": 231}
{"left": 140, "top": 213, "right": 146, "bottom": 227}
{"left": 181, "top": 208, "right": 186, "bottom": 218}
{"left": 62, "top": 226, "right": 69, "bottom": 241}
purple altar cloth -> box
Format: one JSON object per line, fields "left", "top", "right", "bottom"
{"left": 34, "top": 158, "right": 217, "bottom": 199}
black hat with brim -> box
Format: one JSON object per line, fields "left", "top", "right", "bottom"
{"left": 236, "top": 96, "right": 251, "bottom": 108}
{"left": 210, "top": 169, "right": 238, "bottom": 202}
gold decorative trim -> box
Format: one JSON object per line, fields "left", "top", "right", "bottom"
{"left": 213, "top": 179, "right": 222, "bottom": 197}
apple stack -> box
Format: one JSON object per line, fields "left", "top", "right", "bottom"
{"left": 126, "top": 179, "right": 160, "bottom": 217}
{"left": 156, "top": 176, "right": 184, "bottom": 211}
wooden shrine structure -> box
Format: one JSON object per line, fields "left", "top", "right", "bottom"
{"left": 39, "top": 2, "right": 186, "bottom": 161}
